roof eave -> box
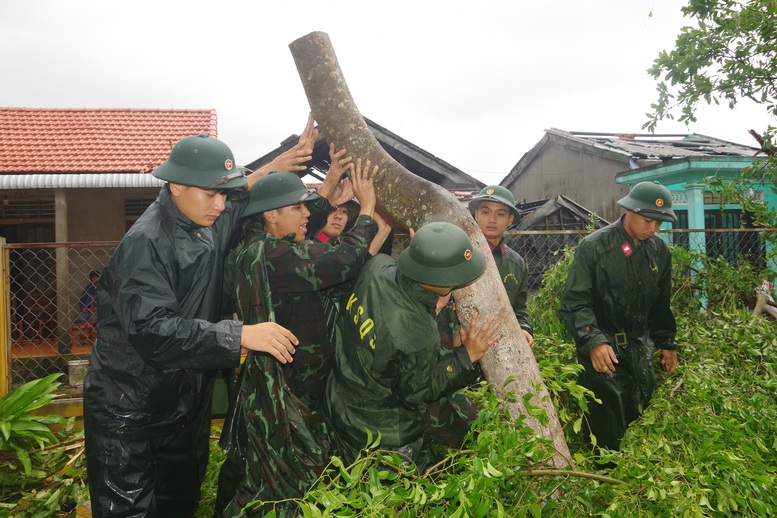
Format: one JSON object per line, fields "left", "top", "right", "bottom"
{"left": 0, "top": 173, "right": 164, "bottom": 189}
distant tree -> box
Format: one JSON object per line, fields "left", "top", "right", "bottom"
{"left": 645, "top": 0, "right": 776, "bottom": 139}
{"left": 645, "top": 0, "right": 777, "bottom": 226}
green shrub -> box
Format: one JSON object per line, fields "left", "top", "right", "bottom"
{"left": 5, "top": 246, "right": 775, "bottom": 517}
{"left": 191, "top": 247, "right": 776, "bottom": 517}
{"left": 0, "top": 374, "right": 89, "bottom": 517}
{"left": 671, "top": 245, "right": 772, "bottom": 320}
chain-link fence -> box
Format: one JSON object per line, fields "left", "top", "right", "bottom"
{"left": 4, "top": 242, "right": 117, "bottom": 394}
{"left": 2, "top": 228, "right": 775, "bottom": 395}
{"left": 504, "top": 227, "right": 776, "bottom": 290}
{"left": 504, "top": 230, "right": 589, "bottom": 290}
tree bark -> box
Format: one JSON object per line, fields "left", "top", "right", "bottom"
{"left": 289, "top": 31, "right": 572, "bottom": 469}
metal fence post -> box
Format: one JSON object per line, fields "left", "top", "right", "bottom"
{"left": 1, "top": 237, "right": 10, "bottom": 396}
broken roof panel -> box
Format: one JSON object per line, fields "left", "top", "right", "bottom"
{"left": 566, "top": 131, "right": 761, "bottom": 161}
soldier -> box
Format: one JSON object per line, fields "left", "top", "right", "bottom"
{"left": 323, "top": 222, "right": 500, "bottom": 471}
{"left": 468, "top": 185, "right": 534, "bottom": 347}
{"left": 315, "top": 199, "right": 359, "bottom": 241}
{"left": 560, "top": 180, "right": 680, "bottom": 452}
{"left": 217, "top": 159, "right": 380, "bottom": 517}
{"left": 83, "top": 119, "right": 316, "bottom": 517}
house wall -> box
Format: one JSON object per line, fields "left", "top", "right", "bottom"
{"left": 507, "top": 140, "right": 632, "bottom": 223}
{"left": 67, "top": 189, "right": 116, "bottom": 241}
{"left": 63, "top": 188, "right": 158, "bottom": 325}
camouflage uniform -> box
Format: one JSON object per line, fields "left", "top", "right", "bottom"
{"left": 560, "top": 216, "right": 678, "bottom": 450}
{"left": 490, "top": 236, "right": 533, "bottom": 335}
{"left": 217, "top": 200, "right": 377, "bottom": 517}
{"left": 312, "top": 226, "right": 344, "bottom": 347}
{"left": 323, "top": 254, "right": 481, "bottom": 471}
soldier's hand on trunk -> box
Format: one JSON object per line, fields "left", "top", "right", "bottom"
{"left": 351, "top": 157, "right": 378, "bottom": 216}
{"left": 459, "top": 311, "right": 500, "bottom": 363}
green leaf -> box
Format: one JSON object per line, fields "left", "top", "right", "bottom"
{"left": 10, "top": 443, "right": 32, "bottom": 476}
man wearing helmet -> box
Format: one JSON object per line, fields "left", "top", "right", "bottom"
{"left": 322, "top": 222, "right": 500, "bottom": 471}
{"left": 560, "top": 180, "right": 680, "bottom": 453}
{"left": 469, "top": 185, "right": 534, "bottom": 347}
{"left": 83, "top": 116, "right": 317, "bottom": 517}
{"left": 216, "top": 157, "right": 385, "bottom": 516}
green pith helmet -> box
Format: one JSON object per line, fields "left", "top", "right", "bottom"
{"left": 152, "top": 133, "right": 247, "bottom": 190}
{"left": 617, "top": 181, "right": 677, "bottom": 222}
{"left": 243, "top": 172, "right": 320, "bottom": 218}
{"left": 468, "top": 185, "right": 520, "bottom": 219}
{"left": 398, "top": 222, "right": 486, "bottom": 287}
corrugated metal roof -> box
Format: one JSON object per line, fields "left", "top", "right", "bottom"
{"left": 567, "top": 131, "right": 761, "bottom": 159}
{"left": 0, "top": 173, "right": 164, "bottom": 189}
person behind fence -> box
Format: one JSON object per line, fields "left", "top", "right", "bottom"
{"left": 216, "top": 157, "right": 384, "bottom": 517}
{"left": 468, "top": 185, "right": 534, "bottom": 347}
{"left": 78, "top": 270, "right": 100, "bottom": 323}
{"left": 82, "top": 115, "right": 317, "bottom": 517}
{"left": 323, "top": 221, "right": 500, "bottom": 471}
{"left": 560, "top": 180, "right": 680, "bottom": 453}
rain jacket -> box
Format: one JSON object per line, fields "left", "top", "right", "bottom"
{"left": 323, "top": 254, "right": 480, "bottom": 469}
{"left": 216, "top": 212, "right": 377, "bottom": 517}
{"left": 491, "top": 237, "right": 533, "bottom": 335}
{"left": 82, "top": 186, "right": 246, "bottom": 515}
{"left": 560, "top": 216, "right": 677, "bottom": 450}
{"left": 84, "top": 186, "right": 244, "bottom": 435}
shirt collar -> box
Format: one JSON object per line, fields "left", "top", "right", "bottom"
{"left": 487, "top": 237, "right": 507, "bottom": 256}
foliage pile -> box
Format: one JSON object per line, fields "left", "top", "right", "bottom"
{"left": 204, "top": 245, "right": 775, "bottom": 517}
{"left": 2, "top": 246, "right": 776, "bottom": 517}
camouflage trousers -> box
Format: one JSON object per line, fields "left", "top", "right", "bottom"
{"left": 416, "top": 390, "right": 479, "bottom": 470}
{"left": 216, "top": 352, "right": 331, "bottom": 518}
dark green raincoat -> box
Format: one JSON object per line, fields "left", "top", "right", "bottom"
{"left": 560, "top": 216, "right": 678, "bottom": 451}
{"left": 83, "top": 187, "right": 245, "bottom": 516}
{"left": 216, "top": 210, "right": 377, "bottom": 517}
{"left": 490, "top": 237, "right": 533, "bottom": 335}
{"left": 323, "top": 254, "right": 481, "bottom": 471}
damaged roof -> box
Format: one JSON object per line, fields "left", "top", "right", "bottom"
{"left": 558, "top": 129, "right": 762, "bottom": 163}
{"left": 246, "top": 117, "right": 484, "bottom": 192}
{"left": 502, "top": 128, "right": 763, "bottom": 189}
{"left": 514, "top": 194, "right": 609, "bottom": 231}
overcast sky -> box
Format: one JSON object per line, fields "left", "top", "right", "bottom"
{"left": 2, "top": 1, "right": 774, "bottom": 185}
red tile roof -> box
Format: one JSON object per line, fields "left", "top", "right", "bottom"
{"left": 0, "top": 108, "right": 218, "bottom": 174}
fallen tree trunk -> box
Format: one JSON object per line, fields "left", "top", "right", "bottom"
{"left": 289, "top": 31, "right": 572, "bottom": 469}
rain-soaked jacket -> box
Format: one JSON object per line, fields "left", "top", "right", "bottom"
{"left": 491, "top": 237, "right": 533, "bottom": 335}
{"left": 216, "top": 212, "right": 377, "bottom": 517}
{"left": 560, "top": 216, "right": 678, "bottom": 450}
{"left": 323, "top": 254, "right": 480, "bottom": 470}
{"left": 83, "top": 187, "right": 244, "bottom": 513}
